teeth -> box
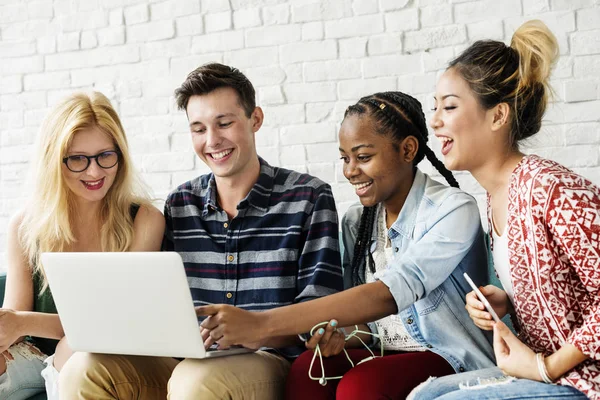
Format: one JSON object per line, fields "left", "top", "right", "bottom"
{"left": 211, "top": 149, "right": 233, "bottom": 160}
{"left": 353, "top": 181, "right": 373, "bottom": 190}
{"left": 439, "top": 137, "right": 453, "bottom": 143}
{"left": 84, "top": 179, "right": 102, "bottom": 186}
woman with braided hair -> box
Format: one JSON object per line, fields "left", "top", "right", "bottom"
{"left": 195, "top": 91, "right": 495, "bottom": 399}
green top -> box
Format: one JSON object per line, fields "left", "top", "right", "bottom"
{"left": 28, "top": 204, "right": 140, "bottom": 355}
{"left": 32, "top": 269, "right": 59, "bottom": 355}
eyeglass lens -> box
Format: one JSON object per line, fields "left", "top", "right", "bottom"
{"left": 66, "top": 151, "right": 119, "bottom": 172}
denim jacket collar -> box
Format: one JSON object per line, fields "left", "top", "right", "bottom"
{"left": 371, "top": 169, "right": 427, "bottom": 247}
{"left": 389, "top": 169, "right": 427, "bottom": 240}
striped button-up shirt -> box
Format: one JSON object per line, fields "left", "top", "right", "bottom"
{"left": 163, "top": 158, "right": 343, "bottom": 319}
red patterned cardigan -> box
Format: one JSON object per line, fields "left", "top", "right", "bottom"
{"left": 488, "top": 155, "right": 600, "bottom": 399}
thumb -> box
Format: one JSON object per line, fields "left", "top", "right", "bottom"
{"left": 493, "top": 323, "right": 510, "bottom": 358}
{"left": 195, "top": 305, "right": 219, "bottom": 316}
{"left": 306, "top": 327, "right": 325, "bottom": 351}
{"left": 494, "top": 321, "right": 516, "bottom": 342}
{"left": 495, "top": 321, "right": 522, "bottom": 354}
{"left": 479, "top": 285, "right": 494, "bottom": 296}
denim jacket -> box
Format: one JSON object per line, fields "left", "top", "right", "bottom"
{"left": 342, "top": 170, "right": 495, "bottom": 373}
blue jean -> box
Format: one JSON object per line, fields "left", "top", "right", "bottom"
{"left": 411, "top": 367, "right": 588, "bottom": 400}
{"left": 0, "top": 342, "right": 47, "bottom": 400}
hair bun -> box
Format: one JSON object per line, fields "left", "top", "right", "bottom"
{"left": 510, "top": 20, "right": 559, "bottom": 90}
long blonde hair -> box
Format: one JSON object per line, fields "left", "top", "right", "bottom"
{"left": 19, "top": 92, "right": 151, "bottom": 291}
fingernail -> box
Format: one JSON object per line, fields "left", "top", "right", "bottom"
{"left": 318, "top": 328, "right": 325, "bottom": 335}
{"left": 331, "top": 321, "right": 338, "bottom": 327}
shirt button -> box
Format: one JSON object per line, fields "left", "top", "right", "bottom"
{"left": 226, "top": 292, "right": 233, "bottom": 299}
{"left": 227, "top": 255, "right": 234, "bottom": 262}
{"left": 459, "top": 367, "right": 465, "bottom": 372}
{"left": 224, "top": 222, "right": 228, "bottom": 228}
{"left": 406, "top": 318, "right": 413, "bottom": 324}
{"left": 426, "top": 344, "right": 433, "bottom": 349}
{"left": 394, "top": 247, "right": 399, "bottom": 252}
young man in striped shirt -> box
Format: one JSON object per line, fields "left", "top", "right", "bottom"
{"left": 163, "top": 62, "right": 343, "bottom": 398}
{"left": 60, "top": 62, "right": 343, "bottom": 400}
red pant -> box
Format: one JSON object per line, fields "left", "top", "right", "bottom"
{"left": 285, "top": 349, "right": 454, "bottom": 400}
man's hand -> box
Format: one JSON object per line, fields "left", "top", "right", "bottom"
{"left": 200, "top": 327, "right": 216, "bottom": 350}
{"left": 494, "top": 321, "right": 541, "bottom": 381}
{"left": 306, "top": 320, "right": 346, "bottom": 357}
{"left": 196, "top": 304, "right": 267, "bottom": 349}
{"left": 466, "top": 285, "right": 511, "bottom": 330}
{"left": 0, "top": 309, "right": 22, "bottom": 353}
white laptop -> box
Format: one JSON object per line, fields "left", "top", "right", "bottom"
{"left": 41, "top": 252, "right": 253, "bottom": 359}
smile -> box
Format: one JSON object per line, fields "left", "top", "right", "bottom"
{"left": 437, "top": 136, "right": 454, "bottom": 156}
{"left": 209, "top": 149, "right": 233, "bottom": 160}
{"left": 352, "top": 181, "right": 374, "bottom": 196}
{"left": 352, "top": 181, "right": 373, "bottom": 190}
{"left": 82, "top": 178, "right": 105, "bottom": 190}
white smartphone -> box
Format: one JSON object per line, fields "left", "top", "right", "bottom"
{"left": 463, "top": 272, "right": 500, "bottom": 323}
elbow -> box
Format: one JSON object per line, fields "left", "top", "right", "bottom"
{"left": 373, "top": 281, "right": 398, "bottom": 315}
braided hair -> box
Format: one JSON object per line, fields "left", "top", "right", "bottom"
{"left": 346, "top": 91, "right": 459, "bottom": 286}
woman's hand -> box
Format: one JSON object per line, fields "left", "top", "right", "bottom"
{"left": 306, "top": 320, "right": 346, "bottom": 357}
{"left": 466, "top": 285, "right": 511, "bottom": 330}
{"left": 494, "top": 321, "right": 541, "bottom": 381}
{"left": 0, "top": 309, "right": 23, "bottom": 353}
{"left": 196, "top": 304, "right": 267, "bottom": 349}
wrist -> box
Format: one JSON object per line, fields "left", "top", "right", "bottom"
{"left": 544, "top": 353, "right": 560, "bottom": 382}
{"left": 261, "top": 309, "right": 278, "bottom": 338}
{"left": 536, "top": 353, "right": 554, "bottom": 383}
{"left": 13, "top": 310, "right": 28, "bottom": 337}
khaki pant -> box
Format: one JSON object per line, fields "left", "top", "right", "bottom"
{"left": 59, "top": 351, "right": 290, "bottom": 400}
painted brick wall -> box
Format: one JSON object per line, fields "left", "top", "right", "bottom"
{"left": 1, "top": 0, "right": 599, "bottom": 267}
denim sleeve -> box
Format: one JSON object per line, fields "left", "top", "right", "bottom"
{"left": 374, "top": 193, "right": 482, "bottom": 313}
{"left": 294, "top": 184, "right": 344, "bottom": 303}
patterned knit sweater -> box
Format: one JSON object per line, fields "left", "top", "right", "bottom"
{"left": 490, "top": 155, "right": 600, "bottom": 398}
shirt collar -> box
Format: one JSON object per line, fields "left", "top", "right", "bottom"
{"left": 239, "top": 157, "right": 273, "bottom": 212}
{"left": 388, "top": 169, "right": 427, "bottom": 239}
{"left": 202, "top": 176, "right": 219, "bottom": 217}
{"left": 202, "top": 157, "right": 273, "bottom": 216}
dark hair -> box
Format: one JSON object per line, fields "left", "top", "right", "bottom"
{"left": 448, "top": 20, "right": 558, "bottom": 148}
{"left": 174, "top": 62, "right": 256, "bottom": 117}
{"left": 345, "top": 91, "right": 459, "bottom": 286}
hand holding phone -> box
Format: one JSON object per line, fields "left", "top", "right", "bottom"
{"left": 463, "top": 272, "right": 500, "bottom": 323}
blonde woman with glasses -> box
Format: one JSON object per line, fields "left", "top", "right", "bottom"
{"left": 0, "top": 92, "right": 169, "bottom": 400}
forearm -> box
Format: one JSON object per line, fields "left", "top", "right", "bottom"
{"left": 264, "top": 281, "right": 396, "bottom": 338}
{"left": 262, "top": 334, "right": 303, "bottom": 349}
{"left": 545, "top": 343, "right": 588, "bottom": 380}
{"left": 16, "top": 312, "right": 64, "bottom": 340}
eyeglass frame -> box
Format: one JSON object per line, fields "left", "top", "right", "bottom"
{"left": 62, "top": 150, "right": 121, "bottom": 173}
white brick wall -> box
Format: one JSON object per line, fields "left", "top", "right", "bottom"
{"left": 1, "top": 0, "right": 600, "bottom": 267}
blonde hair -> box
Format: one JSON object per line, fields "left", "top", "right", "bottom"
{"left": 19, "top": 91, "right": 151, "bottom": 291}
{"left": 448, "top": 20, "right": 559, "bottom": 148}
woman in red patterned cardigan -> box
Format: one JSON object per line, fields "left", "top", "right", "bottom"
{"left": 413, "top": 20, "right": 600, "bottom": 400}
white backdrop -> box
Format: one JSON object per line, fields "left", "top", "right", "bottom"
{"left": 1, "top": 0, "right": 599, "bottom": 268}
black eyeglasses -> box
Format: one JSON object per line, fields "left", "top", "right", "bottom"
{"left": 62, "top": 150, "right": 120, "bottom": 173}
